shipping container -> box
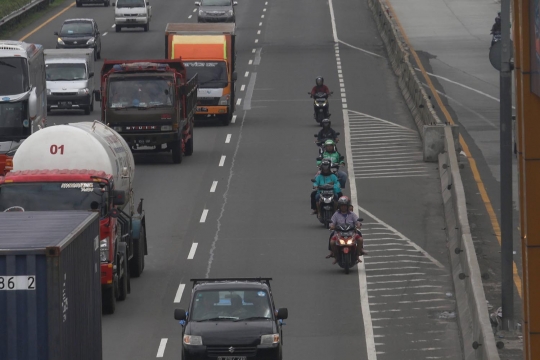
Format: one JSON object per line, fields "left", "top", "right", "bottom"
{"left": 0, "top": 211, "right": 102, "bottom": 360}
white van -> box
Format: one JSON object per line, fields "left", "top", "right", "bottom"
{"left": 113, "top": 0, "right": 152, "bottom": 32}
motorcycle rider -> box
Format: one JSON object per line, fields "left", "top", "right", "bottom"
{"left": 490, "top": 12, "right": 501, "bottom": 46}
{"left": 316, "top": 119, "right": 339, "bottom": 143}
{"left": 311, "top": 159, "right": 342, "bottom": 216}
{"left": 310, "top": 76, "right": 331, "bottom": 117}
{"left": 317, "top": 139, "right": 348, "bottom": 189}
{"left": 327, "top": 196, "right": 367, "bottom": 264}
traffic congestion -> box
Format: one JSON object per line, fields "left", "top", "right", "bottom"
{"left": 0, "top": 0, "right": 465, "bottom": 359}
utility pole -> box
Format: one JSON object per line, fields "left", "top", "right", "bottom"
{"left": 499, "top": 0, "right": 514, "bottom": 331}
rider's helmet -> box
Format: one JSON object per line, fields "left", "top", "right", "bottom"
{"left": 321, "top": 118, "right": 331, "bottom": 129}
{"left": 320, "top": 158, "right": 332, "bottom": 174}
{"left": 316, "top": 76, "right": 324, "bottom": 86}
{"left": 338, "top": 196, "right": 351, "bottom": 207}
{"left": 324, "top": 139, "right": 335, "bottom": 152}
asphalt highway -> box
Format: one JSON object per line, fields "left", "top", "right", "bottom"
{"left": 10, "top": 0, "right": 463, "bottom": 358}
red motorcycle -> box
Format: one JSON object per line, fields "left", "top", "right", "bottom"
{"left": 333, "top": 222, "right": 362, "bottom": 274}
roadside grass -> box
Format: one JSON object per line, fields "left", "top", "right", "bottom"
{"left": 0, "top": 0, "right": 70, "bottom": 40}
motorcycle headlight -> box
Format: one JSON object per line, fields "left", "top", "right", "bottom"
{"left": 46, "top": 88, "right": 52, "bottom": 95}
{"left": 183, "top": 335, "right": 203, "bottom": 345}
{"left": 324, "top": 197, "right": 332, "bottom": 203}
{"left": 99, "top": 239, "right": 109, "bottom": 262}
{"left": 261, "top": 334, "right": 280, "bottom": 345}
{"left": 78, "top": 88, "right": 89, "bottom": 95}
{"left": 218, "top": 94, "right": 230, "bottom": 105}
{"left": 161, "top": 125, "right": 173, "bottom": 131}
{"left": 339, "top": 239, "right": 346, "bottom": 245}
{"left": 57, "top": 38, "right": 65, "bottom": 45}
{"left": 86, "top": 37, "right": 95, "bottom": 45}
{"left": 346, "top": 239, "right": 354, "bottom": 245}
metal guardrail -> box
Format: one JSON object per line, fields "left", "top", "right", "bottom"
{"left": 0, "top": 0, "right": 49, "bottom": 29}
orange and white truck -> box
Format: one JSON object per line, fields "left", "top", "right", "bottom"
{"left": 165, "top": 23, "right": 237, "bottom": 126}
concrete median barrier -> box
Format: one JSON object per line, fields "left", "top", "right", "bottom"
{"left": 438, "top": 126, "right": 501, "bottom": 360}
{"left": 367, "top": 0, "right": 447, "bottom": 162}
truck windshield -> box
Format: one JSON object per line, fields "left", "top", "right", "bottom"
{"left": 0, "top": 57, "right": 29, "bottom": 96}
{"left": 0, "top": 182, "right": 106, "bottom": 215}
{"left": 0, "top": 101, "right": 30, "bottom": 142}
{"left": 117, "top": 0, "right": 145, "bottom": 7}
{"left": 201, "top": 0, "right": 231, "bottom": 5}
{"left": 191, "top": 289, "right": 272, "bottom": 321}
{"left": 184, "top": 62, "right": 228, "bottom": 89}
{"left": 46, "top": 63, "right": 86, "bottom": 81}
{"left": 108, "top": 76, "right": 174, "bottom": 108}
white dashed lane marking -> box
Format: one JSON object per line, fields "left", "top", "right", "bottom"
{"left": 225, "top": 134, "right": 231, "bottom": 143}
{"left": 219, "top": 155, "right": 226, "bottom": 166}
{"left": 210, "top": 181, "right": 218, "bottom": 192}
{"left": 156, "top": 339, "right": 168, "bottom": 357}
{"left": 200, "top": 209, "right": 209, "bottom": 222}
{"left": 174, "top": 284, "right": 185, "bottom": 303}
{"left": 187, "top": 243, "right": 198, "bottom": 259}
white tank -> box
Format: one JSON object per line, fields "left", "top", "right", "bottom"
{"left": 13, "top": 121, "right": 135, "bottom": 210}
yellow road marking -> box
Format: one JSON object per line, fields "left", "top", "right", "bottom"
{"left": 385, "top": 0, "right": 523, "bottom": 298}
{"left": 19, "top": 2, "right": 76, "bottom": 42}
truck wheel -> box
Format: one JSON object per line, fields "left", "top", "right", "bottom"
{"left": 144, "top": 23, "right": 149, "bottom": 32}
{"left": 185, "top": 131, "right": 194, "bottom": 156}
{"left": 115, "top": 25, "right": 121, "bottom": 32}
{"left": 221, "top": 114, "right": 231, "bottom": 126}
{"left": 47, "top": 106, "right": 51, "bottom": 113}
{"left": 102, "top": 286, "right": 116, "bottom": 314}
{"left": 104, "top": 0, "right": 110, "bottom": 6}
{"left": 84, "top": 104, "right": 91, "bottom": 115}
{"left": 172, "top": 140, "right": 182, "bottom": 163}
{"left": 129, "top": 225, "right": 145, "bottom": 277}
{"left": 90, "top": 98, "right": 94, "bottom": 112}
{"left": 76, "top": 0, "right": 82, "bottom": 7}
{"left": 118, "top": 259, "right": 129, "bottom": 301}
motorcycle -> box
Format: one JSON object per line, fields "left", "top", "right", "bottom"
{"left": 333, "top": 222, "right": 363, "bottom": 274}
{"left": 308, "top": 91, "right": 333, "bottom": 124}
{"left": 313, "top": 182, "right": 337, "bottom": 228}
{"left": 314, "top": 132, "right": 340, "bottom": 156}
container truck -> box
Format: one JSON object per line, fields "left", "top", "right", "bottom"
{"left": 44, "top": 48, "right": 96, "bottom": 115}
{"left": 164, "top": 23, "right": 237, "bottom": 126}
{"left": 94, "top": 60, "right": 198, "bottom": 163}
{"left": 0, "top": 41, "right": 47, "bottom": 153}
{"left": 0, "top": 211, "right": 102, "bottom": 360}
{"left": 0, "top": 121, "right": 148, "bottom": 314}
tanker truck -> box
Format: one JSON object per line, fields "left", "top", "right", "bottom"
{"left": 0, "top": 121, "right": 147, "bottom": 314}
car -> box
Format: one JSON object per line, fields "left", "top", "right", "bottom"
{"left": 54, "top": 19, "right": 102, "bottom": 61}
{"left": 196, "top": 0, "right": 237, "bottom": 23}
{"left": 76, "top": 0, "right": 110, "bottom": 7}
{"left": 174, "top": 278, "right": 288, "bottom": 360}
{"left": 113, "top": 0, "right": 152, "bottom": 32}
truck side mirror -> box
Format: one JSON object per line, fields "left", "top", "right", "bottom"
{"left": 233, "top": 1, "right": 238, "bottom": 5}
{"left": 112, "top": 190, "right": 126, "bottom": 206}
{"left": 94, "top": 90, "right": 101, "bottom": 102}
{"left": 174, "top": 309, "right": 187, "bottom": 321}
{"left": 28, "top": 88, "right": 38, "bottom": 121}
{"left": 232, "top": 71, "right": 237, "bottom": 81}
{"left": 276, "top": 308, "right": 288, "bottom": 320}
{"left": 54, "top": 31, "right": 59, "bottom": 36}
{"left": 194, "top": 1, "right": 201, "bottom": 5}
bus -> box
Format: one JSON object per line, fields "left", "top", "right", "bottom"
{"left": 0, "top": 41, "right": 47, "bottom": 153}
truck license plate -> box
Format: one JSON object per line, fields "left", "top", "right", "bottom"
{"left": 197, "top": 107, "right": 208, "bottom": 112}
{"left": 127, "top": 18, "right": 136, "bottom": 22}
{"left": 59, "top": 101, "right": 72, "bottom": 107}
{"left": 217, "top": 357, "right": 246, "bottom": 360}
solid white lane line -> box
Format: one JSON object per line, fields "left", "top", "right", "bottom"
{"left": 231, "top": 115, "right": 237, "bottom": 123}
{"left": 342, "top": 108, "right": 377, "bottom": 360}
{"left": 188, "top": 15, "right": 192, "bottom": 18}
{"left": 187, "top": 243, "right": 198, "bottom": 259}
{"left": 241, "top": 84, "right": 246, "bottom": 91}
{"left": 200, "top": 209, "right": 209, "bottom": 222}
{"left": 210, "top": 181, "right": 218, "bottom": 192}
{"left": 249, "top": 59, "right": 253, "bottom": 64}
{"left": 236, "top": 98, "right": 242, "bottom": 105}
{"left": 328, "top": 0, "right": 338, "bottom": 42}
{"left": 245, "top": 71, "right": 249, "bottom": 77}
{"left": 174, "top": 284, "right": 185, "bottom": 303}
{"left": 225, "top": 134, "right": 231, "bottom": 143}
{"left": 219, "top": 155, "right": 226, "bottom": 166}
{"left": 156, "top": 339, "right": 168, "bottom": 357}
